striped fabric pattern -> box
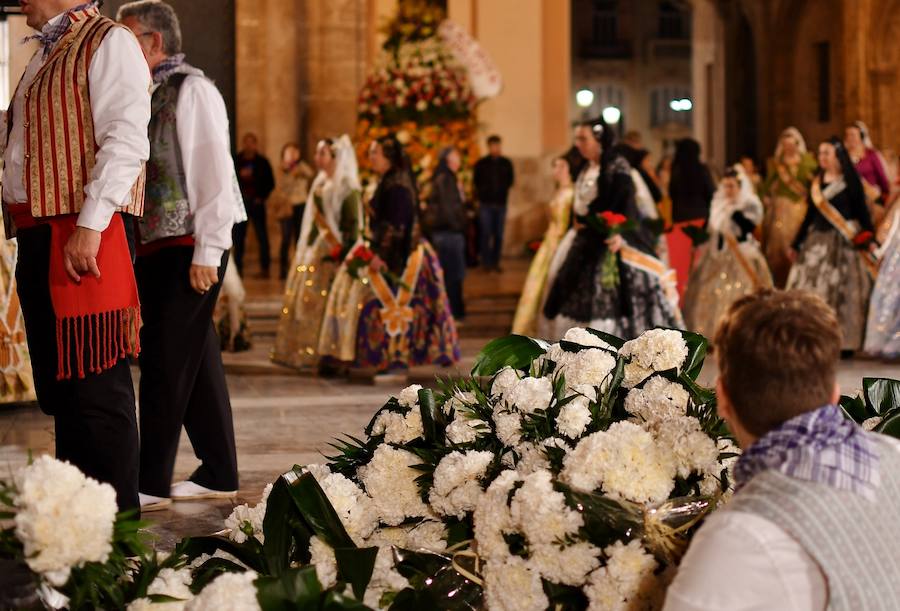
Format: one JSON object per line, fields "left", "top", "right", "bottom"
{"left": 20, "top": 7, "right": 144, "bottom": 219}
{"left": 729, "top": 434, "right": 900, "bottom": 610}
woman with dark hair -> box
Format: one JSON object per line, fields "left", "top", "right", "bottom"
{"left": 538, "top": 117, "right": 682, "bottom": 340}
{"left": 318, "top": 135, "right": 460, "bottom": 374}
{"left": 787, "top": 137, "right": 875, "bottom": 352}
{"left": 667, "top": 138, "right": 716, "bottom": 300}
{"left": 271, "top": 135, "right": 361, "bottom": 370}
{"left": 683, "top": 166, "right": 772, "bottom": 340}
{"left": 425, "top": 147, "right": 467, "bottom": 320}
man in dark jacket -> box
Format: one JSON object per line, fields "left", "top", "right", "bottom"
{"left": 233, "top": 132, "right": 275, "bottom": 277}
{"left": 474, "top": 135, "right": 514, "bottom": 272}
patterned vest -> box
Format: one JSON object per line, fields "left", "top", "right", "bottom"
{"left": 728, "top": 434, "right": 900, "bottom": 610}
{"left": 11, "top": 7, "right": 145, "bottom": 219}
{"left": 138, "top": 66, "right": 205, "bottom": 244}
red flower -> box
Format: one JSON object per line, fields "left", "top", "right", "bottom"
{"left": 352, "top": 244, "right": 374, "bottom": 263}
{"left": 853, "top": 230, "right": 874, "bottom": 246}
{"left": 330, "top": 244, "right": 343, "bottom": 260}
{"left": 599, "top": 211, "right": 628, "bottom": 227}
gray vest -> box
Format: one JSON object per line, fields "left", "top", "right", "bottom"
{"left": 138, "top": 65, "right": 205, "bottom": 245}
{"left": 729, "top": 434, "right": 900, "bottom": 610}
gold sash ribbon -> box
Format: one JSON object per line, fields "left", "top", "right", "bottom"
{"left": 368, "top": 245, "right": 425, "bottom": 337}
{"left": 312, "top": 203, "right": 343, "bottom": 252}
{"left": 775, "top": 161, "right": 808, "bottom": 200}
{"left": 810, "top": 178, "right": 879, "bottom": 279}
{"left": 620, "top": 245, "right": 680, "bottom": 310}
{"left": 722, "top": 233, "right": 762, "bottom": 289}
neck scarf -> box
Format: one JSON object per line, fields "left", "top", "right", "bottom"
{"left": 23, "top": 1, "right": 99, "bottom": 59}
{"left": 734, "top": 404, "right": 881, "bottom": 501}
{"left": 152, "top": 53, "right": 186, "bottom": 85}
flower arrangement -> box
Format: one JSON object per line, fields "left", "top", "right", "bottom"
{"left": 2, "top": 336, "right": 898, "bottom": 610}
{"left": 585, "top": 211, "right": 637, "bottom": 289}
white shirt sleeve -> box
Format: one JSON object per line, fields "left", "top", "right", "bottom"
{"left": 176, "top": 75, "right": 236, "bottom": 267}
{"left": 78, "top": 27, "right": 152, "bottom": 232}
{"left": 663, "top": 509, "right": 828, "bottom": 611}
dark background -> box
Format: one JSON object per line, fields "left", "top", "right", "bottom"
{"left": 101, "top": 0, "right": 237, "bottom": 145}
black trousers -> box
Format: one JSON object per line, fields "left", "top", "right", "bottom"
{"left": 135, "top": 246, "right": 238, "bottom": 497}
{"left": 232, "top": 201, "right": 270, "bottom": 275}
{"left": 15, "top": 224, "right": 139, "bottom": 512}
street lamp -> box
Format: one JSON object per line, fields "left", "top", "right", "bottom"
{"left": 576, "top": 88, "right": 595, "bottom": 109}
{"left": 669, "top": 98, "right": 693, "bottom": 112}
{"left": 602, "top": 106, "right": 622, "bottom": 125}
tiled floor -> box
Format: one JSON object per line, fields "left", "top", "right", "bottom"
{"left": 1, "top": 260, "right": 898, "bottom": 550}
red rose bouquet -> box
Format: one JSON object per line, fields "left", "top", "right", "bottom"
{"left": 586, "top": 211, "right": 636, "bottom": 289}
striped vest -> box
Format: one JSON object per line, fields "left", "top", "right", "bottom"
{"left": 729, "top": 434, "right": 900, "bottom": 610}
{"left": 10, "top": 7, "right": 145, "bottom": 219}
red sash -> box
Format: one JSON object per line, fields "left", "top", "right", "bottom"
{"left": 8, "top": 204, "right": 140, "bottom": 379}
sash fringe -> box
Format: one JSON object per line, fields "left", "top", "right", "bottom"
{"left": 54, "top": 306, "right": 141, "bottom": 380}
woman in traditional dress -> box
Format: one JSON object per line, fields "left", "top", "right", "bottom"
{"left": 538, "top": 118, "right": 682, "bottom": 341}
{"left": 787, "top": 137, "right": 875, "bottom": 353}
{"left": 318, "top": 135, "right": 460, "bottom": 374}
{"left": 683, "top": 167, "right": 772, "bottom": 341}
{"left": 0, "top": 226, "right": 34, "bottom": 403}
{"left": 760, "top": 127, "right": 818, "bottom": 287}
{"left": 864, "top": 201, "right": 900, "bottom": 361}
{"left": 271, "top": 136, "right": 362, "bottom": 370}
{"left": 511, "top": 156, "right": 574, "bottom": 336}
{"left": 269, "top": 143, "right": 315, "bottom": 280}
{"left": 845, "top": 121, "right": 892, "bottom": 227}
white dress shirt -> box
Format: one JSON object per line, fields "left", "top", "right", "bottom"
{"left": 172, "top": 74, "right": 239, "bottom": 267}
{"left": 2, "top": 13, "right": 151, "bottom": 232}
{"left": 663, "top": 509, "right": 828, "bottom": 611}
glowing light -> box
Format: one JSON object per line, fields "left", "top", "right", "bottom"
{"left": 576, "top": 88, "right": 595, "bottom": 108}
{"left": 669, "top": 98, "right": 693, "bottom": 112}
{"left": 602, "top": 106, "right": 621, "bottom": 124}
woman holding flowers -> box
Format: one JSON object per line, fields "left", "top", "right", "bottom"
{"left": 787, "top": 136, "right": 875, "bottom": 353}
{"left": 683, "top": 167, "right": 772, "bottom": 340}
{"left": 318, "top": 135, "right": 460, "bottom": 374}
{"left": 271, "top": 136, "right": 362, "bottom": 370}
{"left": 539, "top": 118, "right": 682, "bottom": 341}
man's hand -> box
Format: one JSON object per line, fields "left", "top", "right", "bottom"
{"left": 64, "top": 227, "right": 102, "bottom": 282}
{"left": 190, "top": 265, "right": 220, "bottom": 294}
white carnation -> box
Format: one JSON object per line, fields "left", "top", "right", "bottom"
{"left": 645, "top": 415, "right": 718, "bottom": 478}
{"left": 13, "top": 456, "right": 117, "bottom": 586}
{"left": 317, "top": 471, "right": 378, "bottom": 543}
{"left": 620, "top": 329, "right": 689, "bottom": 388}
{"left": 563, "top": 327, "right": 615, "bottom": 350}
{"left": 513, "top": 442, "right": 551, "bottom": 475}
{"left": 473, "top": 470, "right": 520, "bottom": 562}
{"left": 371, "top": 409, "right": 424, "bottom": 444}
{"left": 223, "top": 483, "right": 273, "bottom": 544}
{"left": 559, "top": 348, "right": 617, "bottom": 391}
{"left": 534, "top": 343, "right": 571, "bottom": 372}
{"left": 491, "top": 367, "right": 521, "bottom": 399}
{"left": 484, "top": 556, "right": 548, "bottom": 611}
{"left": 700, "top": 438, "right": 741, "bottom": 497}
{"left": 363, "top": 546, "right": 411, "bottom": 609}
{"left": 359, "top": 446, "right": 430, "bottom": 525}
{"left": 624, "top": 376, "right": 690, "bottom": 423}
{"left": 185, "top": 571, "right": 260, "bottom": 611}
{"left": 561, "top": 422, "right": 676, "bottom": 504}
{"left": 446, "top": 412, "right": 487, "bottom": 445}
{"left": 309, "top": 536, "right": 337, "bottom": 588}
{"left": 397, "top": 384, "right": 423, "bottom": 408}
{"left": 429, "top": 450, "right": 494, "bottom": 519}
{"left": 584, "top": 540, "right": 660, "bottom": 611}
{"left": 305, "top": 463, "right": 333, "bottom": 482}
{"left": 508, "top": 376, "right": 553, "bottom": 413}
{"left": 530, "top": 541, "right": 602, "bottom": 586}
{"left": 510, "top": 470, "right": 582, "bottom": 546}
{"left": 493, "top": 410, "right": 523, "bottom": 447}
{"left": 443, "top": 390, "right": 476, "bottom": 416}
{"left": 142, "top": 567, "right": 193, "bottom": 609}
{"left": 557, "top": 397, "right": 593, "bottom": 439}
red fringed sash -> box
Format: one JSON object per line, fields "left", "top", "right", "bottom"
{"left": 8, "top": 204, "right": 140, "bottom": 380}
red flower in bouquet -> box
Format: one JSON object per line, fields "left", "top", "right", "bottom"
{"left": 853, "top": 230, "right": 875, "bottom": 249}
{"left": 599, "top": 211, "right": 628, "bottom": 227}
{"left": 585, "top": 211, "right": 637, "bottom": 290}
{"left": 328, "top": 244, "right": 344, "bottom": 261}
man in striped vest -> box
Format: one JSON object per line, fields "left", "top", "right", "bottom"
{"left": 118, "top": 0, "right": 242, "bottom": 512}
{"left": 665, "top": 290, "right": 900, "bottom": 610}
{"left": 1, "top": 0, "right": 151, "bottom": 512}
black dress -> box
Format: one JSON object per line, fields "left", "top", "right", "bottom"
{"left": 540, "top": 157, "right": 683, "bottom": 340}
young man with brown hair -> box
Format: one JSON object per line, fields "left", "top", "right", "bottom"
{"left": 665, "top": 289, "right": 900, "bottom": 610}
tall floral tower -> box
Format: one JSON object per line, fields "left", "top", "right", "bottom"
{"left": 355, "top": 0, "right": 501, "bottom": 197}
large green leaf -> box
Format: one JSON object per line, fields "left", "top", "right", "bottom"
{"left": 471, "top": 335, "right": 549, "bottom": 377}
{"left": 418, "top": 388, "right": 445, "bottom": 445}
{"left": 180, "top": 536, "right": 266, "bottom": 574}
{"left": 189, "top": 559, "right": 251, "bottom": 594}
{"left": 255, "top": 566, "right": 322, "bottom": 611}
{"left": 875, "top": 409, "right": 900, "bottom": 439}
{"left": 263, "top": 476, "right": 313, "bottom": 576}
{"left": 334, "top": 546, "right": 379, "bottom": 601}
{"left": 864, "top": 378, "right": 900, "bottom": 416}
{"left": 840, "top": 393, "right": 870, "bottom": 423}
{"left": 281, "top": 470, "right": 356, "bottom": 550}
{"left": 583, "top": 328, "right": 625, "bottom": 349}
{"left": 389, "top": 549, "right": 481, "bottom": 610}
{"left": 557, "top": 484, "right": 644, "bottom": 548}
{"left": 676, "top": 329, "right": 708, "bottom": 381}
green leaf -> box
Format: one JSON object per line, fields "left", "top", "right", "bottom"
{"left": 281, "top": 469, "right": 356, "bottom": 550}
{"left": 675, "top": 329, "right": 708, "bottom": 381}
{"left": 583, "top": 328, "right": 625, "bottom": 349}
{"left": 255, "top": 565, "right": 323, "bottom": 611}
{"left": 875, "top": 409, "right": 900, "bottom": 439}
{"left": 334, "top": 546, "right": 379, "bottom": 601}
{"left": 180, "top": 536, "right": 266, "bottom": 574}
{"left": 418, "top": 388, "right": 445, "bottom": 445}
{"left": 863, "top": 378, "right": 900, "bottom": 416}
{"left": 263, "top": 476, "right": 313, "bottom": 576}
{"left": 839, "top": 394, "right": 870, "bottom": 423}
{"left": 190, "top": 558, "right": 250, "bottom": 594}
{"left": 471, "top": 335, "right": 549, "bottom": 377}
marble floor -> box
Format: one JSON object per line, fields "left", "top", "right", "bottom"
{"left": 1, "top": 261, "right": 898, "bottom": 551}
